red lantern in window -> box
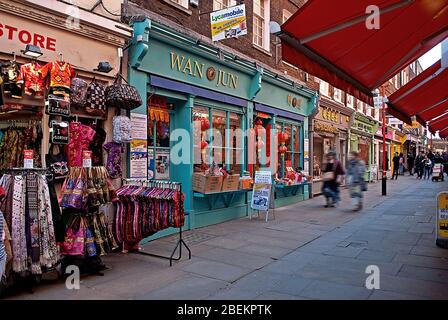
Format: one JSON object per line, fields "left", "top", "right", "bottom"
{"left": 201, "top": 118, "right": 210, "bottom": 131}
{"left": 279, "top": 145, "right": 287, "bottom": 158}
{"left": 201, "top": 140, "right": 208, "bottom": 149}
{"left": 255, "top": 124, "right": 266, "bottom": 137}
{"left": 255, "top": 118, "right": 263, "bottom": 126}
{"left": 278, "top": 132, "right": 287, "bottom": 143}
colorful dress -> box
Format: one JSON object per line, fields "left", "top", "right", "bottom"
{"left": 103, "top": 142, "right": 124, "bottom": 179}
{"left": 17, "top": 62, "right": 44, "bottom": 97}
{"left": 66, "top": 122, "right": 96, "bottom": 167}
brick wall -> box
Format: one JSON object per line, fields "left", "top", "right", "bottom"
{"left": 130, "top": 0, "right": 318, "bottom": 91}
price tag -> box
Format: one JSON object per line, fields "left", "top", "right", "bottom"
{"left": 24, "top": 150, "right": 34, "bottom": 169}
{"left": 82, "top": 150, "right": 92, "bottom": 168}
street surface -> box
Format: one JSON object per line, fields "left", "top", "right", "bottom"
{"left": 6, "top": 176, "right": 448, "bottom": 300}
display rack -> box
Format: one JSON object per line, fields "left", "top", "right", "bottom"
{"left": 122, "top": 178, "right": 191, "bottom": 266}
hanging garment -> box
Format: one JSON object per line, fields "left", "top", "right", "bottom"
{"left": 113, "top": 184, "right": 185, "bottom": 251}
{"left": 103, "top": 142, "right": 124, "bottom": 179}
{"left": 17, "top": 62, "right": 44, "bottom": 97}
{"left": 39, "top": 60, "right": 75, "bottom": 90}
{"left": 11, "top": 176, "right": 27, "bottom": 273}
{"left": 66, "top": 122, "right": 96, "bottom": 167}
{"left": 1, "top": 61, "right": 22, "bottom": 99}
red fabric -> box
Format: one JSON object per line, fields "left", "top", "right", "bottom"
{"left": 387, "top": 60, "right": 448, "bottom": 124}
{"left": 17, "top": 62, "right": 44, "bottom": 96}
{"left": 429, "top": 114, "right": 448, "bottom": 133}
{"left": 281, "top": 0, "right": 448, "bottom": 104}
{"left": 39, "top": 61, "right": 75, "bottom": 90}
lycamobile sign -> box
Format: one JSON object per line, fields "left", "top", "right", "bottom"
{"left": 210, "top": 4, "right": 247, "bottom": 42}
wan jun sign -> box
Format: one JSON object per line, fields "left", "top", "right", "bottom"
{"left": 210, "top": 4, "right": 247, "bottom": 42}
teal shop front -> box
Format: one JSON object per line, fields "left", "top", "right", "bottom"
{"left": 127, "top": 18, "right": 317, "bottom": 235}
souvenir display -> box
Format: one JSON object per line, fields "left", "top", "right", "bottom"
{"left": 105, "top": 75, "right": 142, "bottom": 110}
{"left": 16, "top": 62, "right": 44, "bottom": 98}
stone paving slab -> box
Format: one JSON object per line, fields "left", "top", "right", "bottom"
{"left": 299, "top": 280, "right": 372, "bottom": 300}
{"left": 182, "top": 260, "right": 252, "bottom": 282}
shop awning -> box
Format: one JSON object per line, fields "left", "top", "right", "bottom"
{"left": 387, "top": 60, "right": 448, "bottom": 125}
{"left": 280, "top": 0, "right": 448, "bottom": 104}
{"left": 429, "top": 113, "right": 448, "bottom": 134}
{"left": 254, "top": 103, "right": 305, "bottom": 122}
{"left": 439, "top": 127, "right": 448, "bottom": 138}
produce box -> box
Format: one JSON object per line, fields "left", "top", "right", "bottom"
{"left": 193, "top": 173, "right": 223, "bottom": 193}
{"left": 221, "top": 174, "right": 240, "bottom": 191}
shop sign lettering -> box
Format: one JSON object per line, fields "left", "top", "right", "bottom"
{"left": 321, "top": 107, "right": 340, "bottom": 123}
{"left": 170, "top": 51, "right": 238, "bottom": 89}
{"left": 287, "top": 95, "right": 302, "bottom": 109}
{"left": 0, "top": 23, "right": 56, "bottom": 51}
{"left": 314, "top": 121, "right": 338, "bottom": 134}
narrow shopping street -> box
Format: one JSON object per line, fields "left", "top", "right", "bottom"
{"left": 6, "top": 176, "right": 448, "bottom": 300}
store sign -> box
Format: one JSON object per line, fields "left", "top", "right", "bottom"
{"left": 355, "top": 121, "right": 374, "bottom": 134}
{"left": 210, "top": 4, "right": 247, "bottom": 42}
{"left": 314, "top": 121, "right": 338, "bottom": 134}
{"left": 170, "top": 51, "right": 239, "bottom": 89}
{"left": 0, "top": 23, "right": 57, "bottom": 51}
{"left": 251, "top": 171, "right": 272, "bottom": 211}
{"left": 24, "top": 150, "right": 34, "bottom": 169}
{"left": 287, "top": 95, "right": 302, "bottom": 109}
{"left": 321, "top": 107, "right": 340, "bottom": 124}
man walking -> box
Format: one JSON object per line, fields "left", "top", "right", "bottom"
{"left": 415, "top": 151, "right": 425, "bottom": 179}
{"left": 346, "top": 151, "right": 367, "bottom": 211}
{"left": 407, "top": 153, "right": 415, "bottom": 176}
{"left": 392, "top": 152, "right": 400, "bottom": 180}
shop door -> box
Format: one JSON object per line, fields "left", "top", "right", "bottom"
{"left": 148, "top": 112, "right": 174, "bottom": 180}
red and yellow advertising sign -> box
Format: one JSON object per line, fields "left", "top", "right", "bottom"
{"left": 437, "top": 192, "right": 448, "bottom": 238}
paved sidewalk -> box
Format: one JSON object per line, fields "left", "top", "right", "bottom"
{"left": 6, "top": 176, "right": 448, "bottom": 300}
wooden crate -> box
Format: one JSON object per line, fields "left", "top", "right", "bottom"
{"left": 221, "top": 174, "right": 240, "bottom": 191}
{"left": 193, "top": 173, "right": 223, "bottom": 193}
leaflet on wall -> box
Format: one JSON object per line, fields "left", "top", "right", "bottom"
{"left": 251, "top": 171, "right": 272, "bottom": 211}
{"left": 148, "top": 149, "right": 155, "bottom": 179}
{"left": 130, "top": 113, "right": 147, "bottom": 140}
{"left": 130, "top": 140, "right": 148, "bottom": 178}
{"left": 210, "top": 4, "right": 247, "bottom": 42}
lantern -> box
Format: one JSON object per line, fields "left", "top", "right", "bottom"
{"left": 255, "top": 118, "right": 263, "bottom": 126}
{"left": 201, "top": 118, "right": 210, "bottom": 131}
{"left": 200, "top": 140, "right": 208, "bottom": 150}
{"left": 278, "top": 132, "right": 287, "bottom": 144}
{"left": 256, "top": 137, "right": 264, "bottom": 157}
{"left": 279, "top": 145, "right": 287, "bottom": 158}
{"left": 255, "top": 124, "right": 266, "bottom": 137}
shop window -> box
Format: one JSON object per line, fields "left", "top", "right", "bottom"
{"left": 213, "top": 0, "right": 236, "bottom": 10}
{"left": 193, "top": 106, "right": 243, "bottom": 175}
{"left": 148, "top": 97, "right": 173, "bottom": 180}
{"left": 253, "top": 0, "right": 270, "bottom": 51}
{"left": 333, "top": 88, "right": 342, "bottom": 103}
{"left": 276, "top": 121, "right": 302, "bottom": 179}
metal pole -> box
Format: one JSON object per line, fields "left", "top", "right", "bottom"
{"left": 381, "top": 87, "right": 387, "bottom": 196}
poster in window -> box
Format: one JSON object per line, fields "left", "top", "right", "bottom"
{"left": 130, "top": 140, "right": 148, "bottom": 178}
{"left": 155, "top": 150, "right": 170, "bottom": 180}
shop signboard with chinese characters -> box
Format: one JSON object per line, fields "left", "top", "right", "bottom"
{"left": 436, "top": 192, "right": 448, "bottom": 248}
{"left": 210, "top": 4, "right": 247, "bottom": 42}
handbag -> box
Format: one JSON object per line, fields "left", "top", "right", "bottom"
{"left": 70, "top": 77, "right": 88, "bottom": 107}
{"left": 45, "top": 144, "right": 69, "bottom": 180}
{"left": 85, "top": 77, "right": 107, "bottom": 117}
{"left": 112, "top": 115, "right": 132, "bottom": 143}
{"left": 105, "top": 74, "right": 142, "bottom": 110}
{"left": 60, "top": 168, "right": 87, "bottom": 210}
{"left": 59, "top": 216, "right": 85, "bottom": 256}
{"left": 84, "top": 218, "right": 97, "bottom": 257}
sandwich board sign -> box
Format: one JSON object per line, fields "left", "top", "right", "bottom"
{"left": 210, "top": 4, "right": 247, "bottom": 42}
{"left": 436, "top": 192, "right": 448, "bottom": 248}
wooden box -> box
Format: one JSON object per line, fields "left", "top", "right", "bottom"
{"left": 221, "top": 174, "right": 240, "bottom": 191}
{"left": 193, "top": 173, "right": 223, "bottom": 194}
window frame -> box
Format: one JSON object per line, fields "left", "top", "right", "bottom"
{"left": 213, "top": 0, "right": 237, "bottom": 10}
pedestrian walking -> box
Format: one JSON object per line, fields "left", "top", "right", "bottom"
{"left": 407, "top": 154, "right": 415, "bottom": 176}
{"left": 428, "top": 150, "right": 435, "bottom": 175}
{"left": 346, "top": 151, "right": 367, "bottom": 211}
{"left": 415, "top": 151, "right": 425, "bottom": 179}
{"left": 423, "top": 155, "right": 432, "bottom": 179}
{"left": 399, "top": 152, "right": 404, "bottom": 175}
{"left": 392, "top": 152, "right": 400, "bottom": 180}
{"left": 322, "top": 151, "right": 345, "bottom": 208}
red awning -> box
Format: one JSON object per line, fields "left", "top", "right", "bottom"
{"left": 281, "top": 0, "right": 448, "bottom": 104}
{"left": 429, "top": 113, "right": 448, "bottom": 133}
{"left": 387, "top": 60, "right": 448, "bottom": 125}
{"left": 440, "top": 127, "right": 448, "bottom": 138}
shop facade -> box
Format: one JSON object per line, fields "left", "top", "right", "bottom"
{"left": 350, "top": 113, "right": 378, "bottom": 182}
{"left": 311, "top": 98, "right": 353, "bottom": 196}
{"left": 127, "top": 18, "right": 318, "bottom": 232}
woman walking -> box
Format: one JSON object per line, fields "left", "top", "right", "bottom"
{"left": 322, "top": 151, "right": 345, "bottom": 208}
{"left": 399, "top": 153, "right": 404, "bottom": 175}
{"left": 347, "top": 151, "right": 367, "bottom": 211}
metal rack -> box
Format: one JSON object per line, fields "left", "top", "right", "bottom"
{"left": 122, "top": 178, "right": 191, "bottom": 266}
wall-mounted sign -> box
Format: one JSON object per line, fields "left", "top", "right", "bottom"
{"left": 314, "top": 121, "right": 339, "bottom": 134}
{"left": 287, "top": 95, "right": 302, "bottom": 109}
{"left": 210, "top": 4, "right": 247, "bottom": 42}
{"left": 170, "top": 51, "right": 239, "bottom": 89}
{"left": 321, "top": 107, "right": 340, "bottom": 124}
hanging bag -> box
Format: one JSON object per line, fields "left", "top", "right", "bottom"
{"left": 85, "top": 77, "right": 107, "bottom": 117}
{"left": 112, "top": 115, "right": 132, "bottom": 143}
{"left": 59, "top": 216, "right": 85, "bottom": 256}
{"left": 46, "top": 144, "right": 69, "bottom": 180}
{"left": 61, "top": 168, "right": 88, "bottom": 210}
{"left": 70, "top": 77, "right": 88, "bottom": 107}
{"left": 105, "top": 74, "right": 142, "bottom": 110}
